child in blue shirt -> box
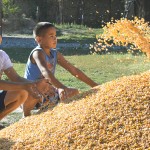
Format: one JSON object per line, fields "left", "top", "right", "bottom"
{"left": 0, "top": 35, "right": 53, "bottom": 124}
{"left": 23, "top": 22, "right": 98, "bottom": 117}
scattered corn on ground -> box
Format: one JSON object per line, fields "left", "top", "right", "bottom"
{"left": 0, "top": 71, "right": 150, "bottom": 150}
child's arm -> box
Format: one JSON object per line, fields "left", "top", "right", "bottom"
{"left": 4, "top": 66, "right": 54, "bottom": 98}
{"left": 5, "top": 66, "right": 33, "bottom": 83}
{"left": 57, "top": 52, "right": 98, "bottom": 87}
{"left": 32, "top": 50, "right": 67, "bottom": 89}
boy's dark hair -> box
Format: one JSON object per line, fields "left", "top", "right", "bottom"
{"left": 33, "top": 22, "right": 55, "bottom": 38}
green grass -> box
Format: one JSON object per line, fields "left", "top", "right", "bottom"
{"left": 55, "top": 53, "right": 150, "bottom": 90}
{"left": 56, "top": 27, "right": 101, "bottom": 44}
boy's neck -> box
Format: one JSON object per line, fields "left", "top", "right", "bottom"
{"left": 40, "top": 45, "right": 51, "bottom": 55}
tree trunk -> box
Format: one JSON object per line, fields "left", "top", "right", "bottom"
{"left": 0, "top": 0, "right": 2, "bottom": 36}
{"left": 124, "top": 0, "right": 135, "bottom": 19}
{"left": 144, "top": 0, "right": 150, "bottom": 22}
{"left": 58, "top": 0, "right": 63, "bottom": 24}
{"left": 134, "top": 0, "right": 145, "bottom": 18}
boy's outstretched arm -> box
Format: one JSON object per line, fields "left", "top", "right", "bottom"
{"left": 57, "top": 52, "right": 99, "bottom": 87}
{"left": 32, "top": 50, "right": 67, "bottom": 89}
{"left": 32, "top": 51, "right": 80, "bottom": 101}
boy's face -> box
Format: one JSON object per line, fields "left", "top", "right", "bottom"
{"left": 38, "top": 27, "right": 57, "bottom": 49}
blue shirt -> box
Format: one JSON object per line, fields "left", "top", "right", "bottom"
{"left": 24, "top": 46, "right": 57, "bottom": 81}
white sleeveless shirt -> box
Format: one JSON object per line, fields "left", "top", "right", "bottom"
{"left": 0, "top": 50, "right": 13, "bottom": 79}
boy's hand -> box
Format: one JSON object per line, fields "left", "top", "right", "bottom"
{"left": 26, "top": 79, "right": 55, "bottom": 99}
{"left": 58, "top": 87, "right": 79, "bottom": 101}
{"left": 35, "top": 79, "right": 55, "bottom": 98}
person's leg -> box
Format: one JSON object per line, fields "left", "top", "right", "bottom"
{"left": 22, "top": 95, "right": 40, "bottom": 117}
{"left": 0, "top": 90, "right": 28, "bottom": 120}
{"left": 0, "top": 91, "right": 7, "bottom": 113}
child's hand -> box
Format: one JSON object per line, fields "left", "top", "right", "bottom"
{"left": 58, "top": 87, "right": 79, "bottom": 101}
{"left": 25, "top": 79, "right": 55, "bottom": 99}
{"left": 26, "top": 79, "right": 55, "bottom": 99}
{"left": 35, "top": 79, "right": 55, "bottom": 98}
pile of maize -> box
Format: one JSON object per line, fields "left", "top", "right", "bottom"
{"left": 0, "top": 71, "right": 150, "bottom": 150}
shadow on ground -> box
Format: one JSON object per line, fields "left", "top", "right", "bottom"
{"left": 0, "top": 138, "right": 15, "bottom": 150}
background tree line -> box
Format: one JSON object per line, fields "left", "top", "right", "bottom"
{"left": 0, "top": 0, "right": 150, "bottom": 33}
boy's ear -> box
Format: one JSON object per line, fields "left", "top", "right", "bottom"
{"left": 35, "top": 36, "right": 41, "bottom": 43}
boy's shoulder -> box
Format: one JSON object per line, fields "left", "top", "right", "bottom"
{"left": 33, "top": 46, "right": 43, "bottom": 51}
{"left": 0, "top": 50, "right": 9, "bottom": 58}
{"left": 0, "top": 49, "right": 5, "bottom": 54}
{"left": 30, "top": 46, "right": 43, "bottom": 55}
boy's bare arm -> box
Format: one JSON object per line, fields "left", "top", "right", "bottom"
{"left": 4, "top": 66, "right": 54, "bottom": 98}
{"left": 4, "top": 67, "right": 31, "bottom": 82}
{"left": 0, "top": 80, "right": 32, "bottom": 91}
{"left": 2, "top": 66, "right": 31, "bottom": 90}
{"left": 32, "top": 50, "right": 67, "bottom": 89}
{"left": 0, "top": 79, "right": 54, "bottom": 100}
{"left": 57, "top": 52, "right": 98, "bottom": 87}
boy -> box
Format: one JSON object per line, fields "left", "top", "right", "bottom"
{"left": 0, "top": 35, "right": 54, "bottom": 125}
{"left": 23, "top": 22, "right": 98, "bottom": 117}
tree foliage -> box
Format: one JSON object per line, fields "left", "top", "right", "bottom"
{"left": 2, "top": 0, "right": 20, "bottom": 17}
{"left": 1, "top": 0, "right": 149, "bottom": 28}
